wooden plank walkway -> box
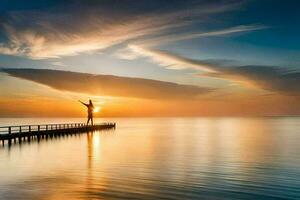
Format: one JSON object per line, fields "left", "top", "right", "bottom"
{"left": 0, "top": 122, "right": 116, "bottom": 146}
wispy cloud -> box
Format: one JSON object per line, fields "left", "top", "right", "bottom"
{"left": 134, "top": 24, "right": 267, "bottom": 46}
{"left": 115, "top": 23, "right": 266, "bottom": 69}
{"left": 2, "top": 68, "right": 214, "bottom": 99}
{"left": 117, "top": 46, "right": 300, "bottom": 95}
{"left": 51, "top": 61, "right": 68, "bottom": 67}
{"left": 0, "top": 1, "right": 242, "bottom": 59}
{"left": 114, "top": 24, "right": 266, "bottom": 62}
{"left": 116, "top": 45, "right": 219, "bottom": 72}
{"left": 0, "top": 18, "right": 173, "bottom": 59}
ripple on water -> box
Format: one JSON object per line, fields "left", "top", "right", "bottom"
{"left": 0, "top": 117, "right": 300, "bottom": 200}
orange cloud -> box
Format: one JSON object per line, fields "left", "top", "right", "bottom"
{"left": 1, "top": 68, "right": 299, "bottom": 117}
{"left": 2, "top": 68, "right": 214, "bottom": 99}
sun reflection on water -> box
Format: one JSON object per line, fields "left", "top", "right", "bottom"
{"left": 0, "top": 118, "right": 299, "bottom": 200}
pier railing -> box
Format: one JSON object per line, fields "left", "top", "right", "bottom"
{"left": 0, "top": 123, "right": 114, "bottom": 135}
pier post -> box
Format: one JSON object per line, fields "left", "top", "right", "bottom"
{"left": 19, "top": 126, "right": 22, "bottom": 144}
{"left": 28, "top": 125, "right": 31, "bottom": 142}
{"left": 8, "top": 127, "right": 12, "bottom": 146}
{"left": 37, "top": 125, "right": 41, "bottom": 141}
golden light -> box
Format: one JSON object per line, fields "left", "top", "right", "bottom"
{"left": 94, "top": 106, "right": 101, "bottom": 113}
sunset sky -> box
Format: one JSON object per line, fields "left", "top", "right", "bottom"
{"left": 0, "top": 0, "right": 299, "bottom": 117}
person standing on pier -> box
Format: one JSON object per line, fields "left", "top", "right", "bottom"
{"left": 79, "top": 99, "right": 94, "bottom": 125}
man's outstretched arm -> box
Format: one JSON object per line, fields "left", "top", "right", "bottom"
{"left": 79, "top": 100, "right": 88, "bottom": 107}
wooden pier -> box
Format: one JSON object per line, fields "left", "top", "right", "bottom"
{"left": 0, "top": 122, "right": 116, "bottom": 146}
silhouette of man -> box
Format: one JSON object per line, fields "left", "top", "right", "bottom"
{"left": 79, "top": 99, "right": 94, "bottom": 125}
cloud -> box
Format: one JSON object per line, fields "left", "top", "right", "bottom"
{"left": 0, "top": 16, "right": 171, "bottom": 59}
{"left": 204, "top": 65, "right": 300, "bottom": 96}
{"left": 115, "top": 24, "right": 267, "bottom": 62}
{"left": 1, "top": 68, "right": 214, "bottom": 99}
{"left": 134, "top": 24, "right": 267, "bottom": 46}
{"left": 52, "top": 61, "right": 68, "bottom": 67}
{"left": 117, "top": 46, "right": 300, "bottom": 95}
{"left": 0, "top": 0, "right": 240, "bottom": 59}
{"left": 117, "top": 45, "right": 219, "bottom": 72}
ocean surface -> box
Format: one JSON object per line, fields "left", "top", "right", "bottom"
{"left": 0, "top": 117, "right": 299, "bottom": 200}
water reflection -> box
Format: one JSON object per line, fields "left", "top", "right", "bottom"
{"left": 0, "top": 118, "right": 300, "bottom": 200}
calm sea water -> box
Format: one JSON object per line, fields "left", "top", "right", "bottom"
{"left": 0, "top": 117, "right": 299, "bottom": 200}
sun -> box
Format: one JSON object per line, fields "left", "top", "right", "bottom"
{"left": 94, "top": 106, "right": 101, "bottom": 113}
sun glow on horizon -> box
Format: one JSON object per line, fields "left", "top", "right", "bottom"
{"left": 94, "top": 106, "right": 101, "bottom": 113}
